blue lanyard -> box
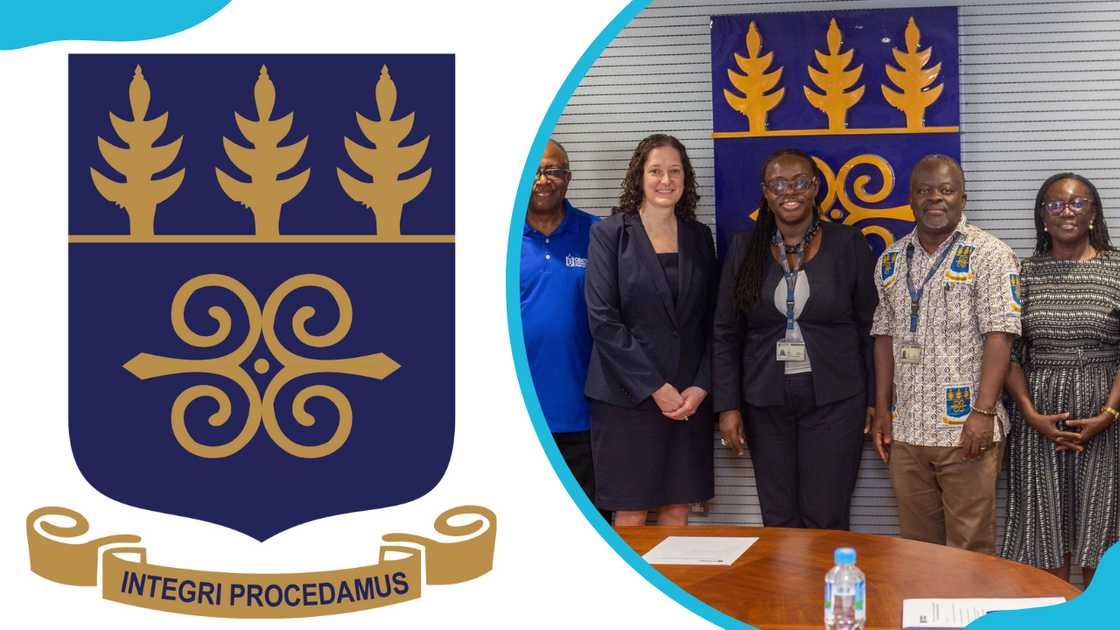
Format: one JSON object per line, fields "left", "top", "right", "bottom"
{"left": 904, "top": 233, "right": 960, "bottom": 334}
{"left": 772, "top": 222, "right": 819, "bottom": 334}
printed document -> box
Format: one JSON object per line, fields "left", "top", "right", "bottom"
{"left": 642, "top": 536, "right": 758, "bottom": 566}
{"left": 902, "top": 597, "right": 1065, "bottom": 629}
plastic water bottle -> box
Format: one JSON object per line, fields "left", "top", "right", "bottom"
{"left": 824, "top": 547, "right": 866, "bottom": 630}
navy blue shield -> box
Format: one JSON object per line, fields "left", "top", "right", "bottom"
{"left": 944, "top": 385, "right": 972, "bottom": 424}
{"left": 711, "top": 7, "right": 961, "bottom": 257}
{"left": 68, "top": 55, "right": 455, "bottom": 540}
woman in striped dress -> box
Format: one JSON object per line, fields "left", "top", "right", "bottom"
{"left": 1000, "top": 172, "right": 1120, "bottom": 585}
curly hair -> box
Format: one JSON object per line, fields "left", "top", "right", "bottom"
{"left": 612, "top": 134, "right": 700, "bottom": 221}
{"left": 1032, "top": 172, "right": 1113, "bottom": 255}
{"left": 734, "top": 148, "right": 824, "bottom": 311}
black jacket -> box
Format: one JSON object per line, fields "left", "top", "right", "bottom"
{"left": 712, "top": 221, "right": 877, "bottom": 410}
{"left": 584, "top": 212, "right": 717, "bottom": 407}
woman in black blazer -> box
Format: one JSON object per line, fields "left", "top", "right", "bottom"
{"left": 585, "top": 134, "right": 716, "bottom": 526}
{"left": 713, "top": 148, "right": 877, "bottom": 530}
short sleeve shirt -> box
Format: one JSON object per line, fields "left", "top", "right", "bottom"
{"left": 871, "top": 216, "right": 1021, "bottom": 447}
{"left": 521, "top": 201, "right": 599, "bottom": 433}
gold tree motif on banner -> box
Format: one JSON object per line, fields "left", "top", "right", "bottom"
{"left": 215, "top": 65, "right": 311, "bottom": 237}
{"left": 882, "top": 16, "right": 944, "bottom": 129}
{"left": 90, "top": 65, "right": 185, "bottom": 237}
{"left": 723, "top": 21, "right": 785, "bottom": 133}
{"left": 803, "top": 18, "right": 865, "bottom": 131}
{"left": 337, "top": 65, "right": 432, "bottom": 237}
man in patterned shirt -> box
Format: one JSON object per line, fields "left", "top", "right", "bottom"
{"left": 870, "top": 154, "right": 1021, "bottom": 554}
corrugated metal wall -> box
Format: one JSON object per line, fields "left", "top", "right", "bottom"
{"left": 555, "top": 0, "right": 1120, "bottom": 581}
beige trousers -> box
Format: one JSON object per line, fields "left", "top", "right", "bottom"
{"left": 889, "top": 440, "right": 1004, "bottom": 554}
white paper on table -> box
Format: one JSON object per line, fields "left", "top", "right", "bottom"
{"left": 901, "top": 597, "right": 1066, "bottom": 629}
{"left": 641, "top": 536, "right": 758, "bottom": 566}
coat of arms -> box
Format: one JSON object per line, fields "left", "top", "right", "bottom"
{"left": 69, "top": 54, "right": 455, "bottom": 541}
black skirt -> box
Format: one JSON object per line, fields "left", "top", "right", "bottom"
{"left": 590, "top": 398, "right": 714, "bottom": 511}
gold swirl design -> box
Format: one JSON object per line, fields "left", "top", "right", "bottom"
{"left": 820, "top": 154, "right": 914, "bottom": 250}
{"left": 382, "top": 506, "right": 496, "bottom": 585}
{"left": 26, "top": 507, "right": 141, "bottom": 586}
{"left": 819, "top": 153, "right": 913, "bottom": 248}
{"left": 126, "top": 275, "right": 262, "bottom": 459}
{"left": 749, "top": 153, "right": 914, "bottom": 249}
{"left": 124, "top": 273, "right": 400, "bottom": 459}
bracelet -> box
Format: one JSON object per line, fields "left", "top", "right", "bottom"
{"left": 1102, "top": 406, "right": 1120, "bottom": 421}
{"left": 972, "top": 405, "right": 998, "bottom": 417}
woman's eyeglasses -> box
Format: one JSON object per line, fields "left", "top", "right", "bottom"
{"left": 1042, "top": 197, "right": 1092, "bottom": 215}
{"left": 763, "top": 174, "right": 815, "bottom": 194}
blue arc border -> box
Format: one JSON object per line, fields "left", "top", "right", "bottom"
{"left": 503, "top": 1, "right": 748, "bottom": 628}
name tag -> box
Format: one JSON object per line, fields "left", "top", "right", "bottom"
{"left": 899, "top": 342, "right": 922, "bottom": 364}
{"left": 776, "top": 340, "right": 806, "bottom": 362}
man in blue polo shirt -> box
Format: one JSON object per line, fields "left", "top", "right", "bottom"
{"left": 521, "top": 139, "right": 604, "bottom": 517}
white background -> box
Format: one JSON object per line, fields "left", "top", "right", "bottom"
{"left": 0, "top": 1, "right": 707, "bottom": 627}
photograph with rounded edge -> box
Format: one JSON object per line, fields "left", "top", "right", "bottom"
{"left": 508, "top": 1, "right": 1120, "bottom": 628}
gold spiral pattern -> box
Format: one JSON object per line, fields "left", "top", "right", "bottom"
{"left": 124, "top": 273, "right": 400, "bottom": 460}
{"left": 749, "top": 153, "right": 915, "bottom": 250}
{"left": 171, "top": 381, "right": 262, "bottom": 459}
{"left": 170, "top": 274, "right": 260, "bottom": 355}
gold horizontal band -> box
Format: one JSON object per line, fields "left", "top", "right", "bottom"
{"left": 68, "top": 234, "right": 454, "bottom": 244}
{"left": 712, "top": 126, "right": 960, "bottom": 139}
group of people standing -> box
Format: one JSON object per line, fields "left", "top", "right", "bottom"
{"left": 520, "top": 134, "right": 1119, "bottom": 586}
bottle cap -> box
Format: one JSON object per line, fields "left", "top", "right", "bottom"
{"left": 834, "top": 547, "right": 856, "bottom": 565}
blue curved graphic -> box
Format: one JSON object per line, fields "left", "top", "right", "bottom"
{"left": 504, "top": 3, "right": 1118, "bottom": 630}
{"left": 1, "top": 0, "right": 230, "bottom": 50}
{"left": 504, "top": 1, "right": 747, "bottom": 628}
{"left": 970, "top": 543, "right": 1117, "bottom": 630}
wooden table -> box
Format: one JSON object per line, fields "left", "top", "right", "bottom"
{"left": 617, "top": 526, "right": 1081, "bottom": 629}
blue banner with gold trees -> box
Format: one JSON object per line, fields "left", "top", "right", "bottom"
{"left": 69, "top": 55, "right": 454, "bottom": 541}
{"left": 711, "top": 6, "right": 960, "bottom": 256}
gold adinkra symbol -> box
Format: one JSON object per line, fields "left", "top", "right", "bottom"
{"left": 123, "top": 274, "right": 400, "bottom": 459}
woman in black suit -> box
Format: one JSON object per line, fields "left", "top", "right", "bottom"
{"left": 712, "top": 148, "right": 877, "bottom": 530}
{"left": 585, "top": 134, "right": 717, "bottom": 526}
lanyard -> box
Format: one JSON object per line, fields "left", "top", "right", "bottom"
{"left": 771, "top": 221, "right": 820, "bottom": 334}
{"left": 904, "top": 232, "right": 961, "bottom": 334}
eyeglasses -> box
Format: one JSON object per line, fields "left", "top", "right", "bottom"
{"left": 1041, "top": 197, "right": 1092, "bottom": 215}
{"left": 763, "top": 174, "right": 815, "bottom": 194}
{"left": 535, "top": 167, "right": 570, "bottom": 181}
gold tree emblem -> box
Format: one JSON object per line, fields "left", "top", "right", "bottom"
{"left": 723, "top": 21, "right": 785, "bottom": 133}
{"left": 337, "top": 65, "right": 432, "bottom": 237}
{"left": 882, "top": 16, "right": 944, "bottom": 129}
{"left": 804, "top": 18, "right": 865, "bottom": 131}
{"left": 90, "top": 65, "right": 185, "bottom": 238}
{"left": 215, "top": 65, "right": 311, "bottom": 237}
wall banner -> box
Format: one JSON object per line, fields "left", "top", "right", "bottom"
{"left": 710, "top": 6, "right": 961, "bottom": 256}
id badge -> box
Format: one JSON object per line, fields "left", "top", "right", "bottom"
{"left": 899, "top": 340, "right": 922, "bottom": 364}
{"left": 776, "top": 340, "right": 806, "bottom": 362}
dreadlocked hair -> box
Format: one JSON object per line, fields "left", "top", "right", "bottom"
{"left": 611, "top": 133, "right": 700, "bottom": 221}
{"left": 734, "top": 148, "right": 824, "bottom": 311}
{"left": 1033, "top": 172, "right": 1114, "bottom": 256}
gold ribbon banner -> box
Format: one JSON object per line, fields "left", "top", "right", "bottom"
{"left": 26, "top": 505, "right": 495, "bottom": 618}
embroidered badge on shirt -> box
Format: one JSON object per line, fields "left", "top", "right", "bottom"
{"left": 565, "top": 254, "right": 588, "bottom": 268}
{"left": 944, "top": 244, "right": 975, "bottom": 283}
{"left": 1008, "top": 272, "right": 1022, "bottom": 315}
{"left": 880, "top": 251, "right": 899, "bottom": 288}
{"left": 943, "top": 384, "right": 972, "bottom": 425}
